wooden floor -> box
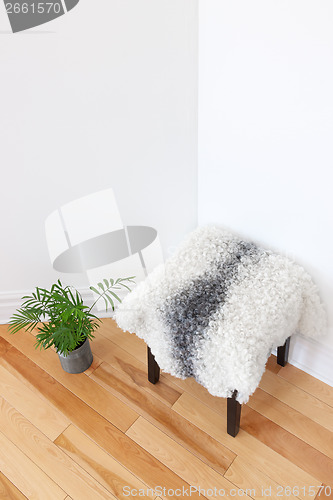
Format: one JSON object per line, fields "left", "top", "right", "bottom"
{"left": 0, "top": 320, "right": 332, "bottom": 500}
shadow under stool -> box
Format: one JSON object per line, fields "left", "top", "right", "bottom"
{"left": 147, "top": 336, "right": 291, "bottom": 437}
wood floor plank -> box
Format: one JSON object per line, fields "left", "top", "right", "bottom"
{"left": 248, "top": 388, "right": 333, "bottom": 460}
{"left": 278, "top": 364, "right": 333, "bottom": 408}
{"left": 90, "top": 361, "right": 235, "bottom": 475}
{"left": 55, "top": 424, "right": 153, "bottom": 500}
{"left": 260, "top": 370, "right": 333, "bottom": 432}
{"left": 162, "top": 371, "right": 227, "bottom": 416}
{"left": 0, "top": 336, "right": 11, "bottom": 357}
{"left": 0, "top": 326, "right": 138, "bottom": 432}
{"left": 0, "top": 472, "right": 27, "bottom": 499}
{"left": 172, "top": 392, "right": 320, "bottom": 497}
{"left": 91, "top": 331, "right": 182, "bottom": 407}
{"left": 0, "top": 348, "right": 96, "bottom": 422}
{"left": 0, "top": 429, "right": 66, "bottom": 500}
{"left": 0, "top": 347, "right": 201, "bottom": 500}
{"left": 241, "top": 405, "right": 333, "bottom": 488}
{"left": 265, "top": 354, "right": 282, "bottom": 375}
{"left": 126, "top": 416, "right": 250, "bottom": 498}
{"left": 0, "top": 397, "right": 115, "bottom": 500}
{"left": 224, "top": 456, "right": 298, "bottom": 500}
{"left": 84, "top": 354, "right": 102, "bottom": 376}
{"left": 0, "top": 364, "right": 70, "bottom": 441}
{"left": 99, "top": 320, "right": 147, "bottom": 364}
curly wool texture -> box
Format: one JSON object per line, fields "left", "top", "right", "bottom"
{"left": 115, "top": 226, "right": 327, "bottom": 403}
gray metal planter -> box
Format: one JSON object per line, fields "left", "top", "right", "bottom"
{"left": 57, "top": 338, "right": 93, "bottom": 374}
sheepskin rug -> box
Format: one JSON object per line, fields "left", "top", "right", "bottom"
{"left": 115, "top": 226, "right": 327, "bottom": 403}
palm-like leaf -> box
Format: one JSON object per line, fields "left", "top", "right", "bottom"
{"left": 89, "top": 276, "right": 134, "bottom": 312}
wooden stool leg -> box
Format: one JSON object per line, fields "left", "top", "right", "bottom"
{"left": 147, "top": 346, "right": 160, "bottom": 384}
{"left": 277, "top": 336, "right": 291, "bottom": 367}
{"left": 227, "top": 390, "right": 241, "bottom": 437}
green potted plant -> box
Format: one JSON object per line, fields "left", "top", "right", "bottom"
{"left": 8, "top": 277, "right": 134, "bottom": 374}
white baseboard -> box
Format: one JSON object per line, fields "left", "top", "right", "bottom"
{"left": 286, "top": 334, "right": 333, "bottom": 387}
{"left": 0, "top": 290, "right": 28, "bottom": 324}
{"left": 272, "top": 334, "right": 333, "bottom": 387}
{"left": 1, "top": 290, "right": 332, "bottom": 387}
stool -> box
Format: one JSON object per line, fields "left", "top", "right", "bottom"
{"left": 147, "top": 336, "right": 291, "bottom": 437}
{"left": 115, "top": 226, "right": 325, "bottom": 438}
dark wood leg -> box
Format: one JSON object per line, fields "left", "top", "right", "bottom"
{"left": 277, "top": 336, "right": 291, "bottom": 367}
{"left": 227, "top": 390, "right": 241, "bottom": 437}
{"left": 147, "top": 346, "right": 160, "bottom": 384}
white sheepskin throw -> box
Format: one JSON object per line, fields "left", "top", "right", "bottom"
{"left": 115, "top": 226, "right": 327, "bottom": 403}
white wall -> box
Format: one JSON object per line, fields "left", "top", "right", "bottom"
{"left": 0, "top": 0, "right": 198, "bottom": 318}
{"left": 199, "top": 1, "right": 333, "bottom": 384}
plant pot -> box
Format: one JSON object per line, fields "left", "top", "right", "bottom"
{"left": 57, "top": 339, "right": 93, "bottom": 374}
